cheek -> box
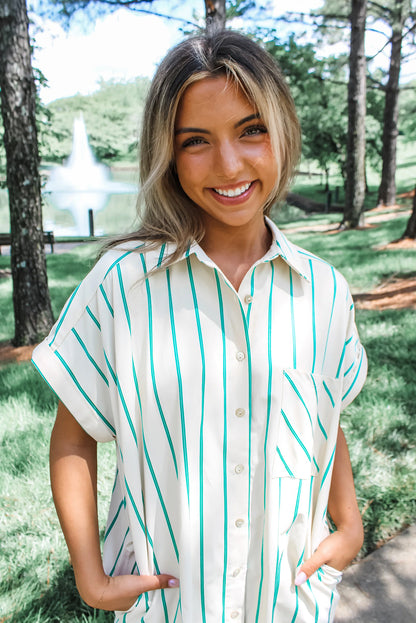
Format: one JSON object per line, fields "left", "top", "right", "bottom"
{"left": 176, "top": 155, "right": 207, "bottom": 194}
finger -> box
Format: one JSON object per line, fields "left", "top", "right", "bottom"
{"left": 294, "top": 549, "right": 328, "bottom": 586}
{"left": 98, "top": 573, "right": 180, "bottom": 611}
{"left": 112, "top": 573, "right": 179, "bottom": 596}
{"left": 137, "top": 573, "right": 180, "bottom": 591}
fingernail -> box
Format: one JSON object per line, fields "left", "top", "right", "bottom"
{"left": 295, "top": 571, "right": 307, "bottom": 586}
{"left": 168, "top": 578, "right": 179, "bottom": 588}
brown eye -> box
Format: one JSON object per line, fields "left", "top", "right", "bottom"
{"left": 242, "top": 125, "right": 268, "bottom": 137}
{"left": 182, "top": 136, "right": 207, "bottom": 148}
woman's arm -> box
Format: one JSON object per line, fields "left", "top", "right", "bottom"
{"left": 295, "top": 424, "right": 364, "bottom": 585}
{"left": 50, "top": 401, "right": 178, "bottom": 610}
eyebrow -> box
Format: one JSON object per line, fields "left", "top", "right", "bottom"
{"left": 175, "top": 113, "right": 261, "bottom": 136}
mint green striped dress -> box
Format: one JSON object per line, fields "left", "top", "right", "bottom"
{"left": 32, "top": 218, "right": 367, "bottom": 623}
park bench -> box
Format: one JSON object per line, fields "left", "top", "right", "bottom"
{"left": 0, "top": 231, "right": 55, "bottom": 255}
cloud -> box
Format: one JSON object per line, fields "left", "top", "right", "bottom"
{"left": 32, "top": 9, "right": 180, "bottom": 103}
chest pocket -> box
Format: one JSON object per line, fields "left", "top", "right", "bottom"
{"left": 272, "top": 370, "right": 342, "bottom": 479}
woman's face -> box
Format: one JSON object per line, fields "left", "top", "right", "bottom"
{"left": 174, "top": 75, "right": 277, "bottom": 234}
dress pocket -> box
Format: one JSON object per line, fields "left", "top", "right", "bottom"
{"left": 272, "top": 370, "right": 342, "bottom": 479}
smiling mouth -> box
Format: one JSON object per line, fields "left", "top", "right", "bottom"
{"left": 213, "top": 182, "right": 252, "bottom": 198}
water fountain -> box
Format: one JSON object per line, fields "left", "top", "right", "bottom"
{"left": 44, "top": 114, "right": 136, "bottom": 236}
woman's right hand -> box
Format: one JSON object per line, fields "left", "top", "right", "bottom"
{"left": 50, "top": 403, "right": 179, "bottom": 612}
{"left": 78, "top": 572, "right": 179, "bottom": 611}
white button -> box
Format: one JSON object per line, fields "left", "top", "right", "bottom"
{"left": 232, "top": 568, "right": 241, "bottom": 577}
{"left": 236, "top": 351, "right": 245, "bottom": 361}
{"left": 235, "top": 464, "right": 244, "bottom": 474}
{"left": 244, "top": 294, "right": 253, "bottom": 304}
{"left": 231, "top": 611, "right": 239, "bottom": 619}
{"left": 235, "top": 408, "right": 245, "bottom": 418}
{"left": 235, "top": 518, "right": 244, "bottom": 528}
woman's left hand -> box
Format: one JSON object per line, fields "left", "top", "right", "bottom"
{"left": 295, "top": 425, "right": 364, "bottom": 586}
{"left": 294, "top": 525, "right": 363, "bottom": 586}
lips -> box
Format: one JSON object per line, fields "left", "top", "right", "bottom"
{"left": 213, "top": 182, "right": 252, "bottom": 197}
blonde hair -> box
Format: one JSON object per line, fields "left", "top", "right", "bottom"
{"left": 103, "top": 30, "right": 301, "bottom": 262}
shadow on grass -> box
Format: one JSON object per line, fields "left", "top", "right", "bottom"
{"left": 0, "top": 361, "right": 58, "bottom": 415}
{"left": 3, "top": 560, "right": 113, "bottom": 623}
{"left": 346, "top": 308, "right": 416, "bottom": 555}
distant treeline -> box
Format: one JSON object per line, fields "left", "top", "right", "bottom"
{"left": 38, "top": 77, "right": 151, "bottom": 165}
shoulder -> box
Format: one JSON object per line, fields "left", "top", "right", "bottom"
{"left": 88, "top": 240, "right": 171, "bottom": 289}
{"left": 272, "top": 224, "right": 351, "bottom": 297}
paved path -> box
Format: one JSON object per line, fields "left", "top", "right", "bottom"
{"left": 335, "top": 524, "right": 416, "bottom": 622}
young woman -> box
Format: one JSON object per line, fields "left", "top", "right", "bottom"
{"left": 33, "top": 30, "right": 367, "bottom": 623}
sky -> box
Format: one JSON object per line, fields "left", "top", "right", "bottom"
{"left": 29, "top": 0, "right": 415, "bottom": 105}
{"left": 30, "top": 0, "right": 323, "bottom": 104}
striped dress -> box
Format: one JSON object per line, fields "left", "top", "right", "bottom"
{"left": 32, "top": 217, "right": 367, "bottom": 623}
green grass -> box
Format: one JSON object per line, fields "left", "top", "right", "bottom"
{"left": 0, "top": 362, "right": 115, "bottom": 623}
{"left": 344, "top": 308, "right": 416, "bottom": 554}
{"left": 276, "top": 211, "right": 415, "bottom": 293}
{"left": 1, "top": 213, "right": 415, "bottom": 620}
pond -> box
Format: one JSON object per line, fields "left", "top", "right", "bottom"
{"left": 0, "top": 168, "right": 140, "bottom": 238}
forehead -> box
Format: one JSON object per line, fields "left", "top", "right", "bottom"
{"left": 175, "top": 76, "right": 256, "bottom": 127}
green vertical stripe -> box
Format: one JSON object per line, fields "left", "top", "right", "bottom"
{"left": 71, "top": 328, "right": 109, "bottom": 386}
{"left": 309, "top": 259, "right": 317, "bottom": 373}
{"left": 124, "top": 476, "right": 171, "bottom": 621}
{"left": 322, "top": 266, "right": 337, "bottom": 373}
{"left": 49, "top": 282, "right": 81, "bottom": 346}
{"left": 311, "top": 375, "right": 328, "bottom": 440}
{"left": 99, "top": 284, "right": 114, "bottom": 317}
{"left": 286, "top": 480, "right": 303, "bottom": 534}
{"left": 142, "top": 430, "right": 179, "bottom": 561}
{"left": 86, "top": 305, "right": 101, "bottom": 331}
{"left": 283, "top": 371, "right": 313, "bottom": 429}
{"left": 320, "top": 443, "right": 336, "bottom": 491}
{"left": 289, "top": 268, "right": 297, "bottom": 369}
{"left": 104, "top": 498, "right": 126, "bottom": 540}
{"left": 254, "top": 262, "right": 275, "bottom": 622}
{"left": 214, "top": 270, "right": 228, "bottom": 623}
{"left": 53, "top": 351, "right": 115, "bottom": 435}
{"left": 166, "top": 269, "right": 190, "bottom": 503}
{"left": 276, "top": 447, "right": 295, "bottom": 478}
{"left": 281, "top": 409, "right": 311, "bottom": 461}
{"left": 342, "top": 347, "right": 365, "bottom": 401}
{"left": 237, "top": 296, "right": 253, "bottom": 537}
{"left": 140, "top": 254, "right": 178, "bottom": 477}
{"left": 104, "top": 352, "right": 137, "bottom": 446}
{"left": 187, "top": 257, "right": 207, "bottom": 623}
{"left": 272, "top": 480, "right": 283, "bottom": 618}
{"left": 246, "top": 267, "right": 256, "bottom": 326}
{"left": 104, "top": 247, "right": 140, "bottom": 279}
{"left": 109, "top": 527, "right": 130, "bottom": 576}
{"left": 116, "top": 264, "right": 131, "bottom": 333}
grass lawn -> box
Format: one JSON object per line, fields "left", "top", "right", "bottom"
{"left": 1, "top": 214, "right": 415, "bottom": 622}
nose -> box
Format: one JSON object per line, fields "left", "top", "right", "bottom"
{"left": 214, "top": 140, "right": 244, "bottom": 180}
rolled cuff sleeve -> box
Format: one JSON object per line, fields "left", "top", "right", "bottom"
{"left": 340, "top": 299, "right": 367, "bottom": 410}
{"left": 32, "top": 339, "right": 116, "bottom": 442}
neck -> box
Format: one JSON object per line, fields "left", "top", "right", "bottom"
{"left": 200, "top": 218, "right": 272, "bottom": 290}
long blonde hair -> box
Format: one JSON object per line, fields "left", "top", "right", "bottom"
{"left": 103, "top": 30, "right": 301, "bottom": 262}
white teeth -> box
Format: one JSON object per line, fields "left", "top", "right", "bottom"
{"left": 214, "top": 182, "right": 251, "bottom": 197}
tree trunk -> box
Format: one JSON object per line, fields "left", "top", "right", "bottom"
{"left": 0, "top": 0, "right": 54, "bottom": 346}
{"left": 377, "top": 0, "right": 405, "bottom": 207}
{"left": 401, "top": 186, "right": 416, "bottom": 239}
{"left": 204, "top": 0, "right": 226, "bottom": 35}
{"left": 343, "top": 0, "right": 367, "bottom": 229}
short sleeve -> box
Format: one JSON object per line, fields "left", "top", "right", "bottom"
{"left": 339, "top": 294, "right": 367, "bottom": 411}
{"left": 32, "top": 260, "right": 118, "bottom": 442}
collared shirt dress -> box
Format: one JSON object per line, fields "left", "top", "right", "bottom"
{"left": 32, "top": 218, "right": 367, "bottom": 623}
